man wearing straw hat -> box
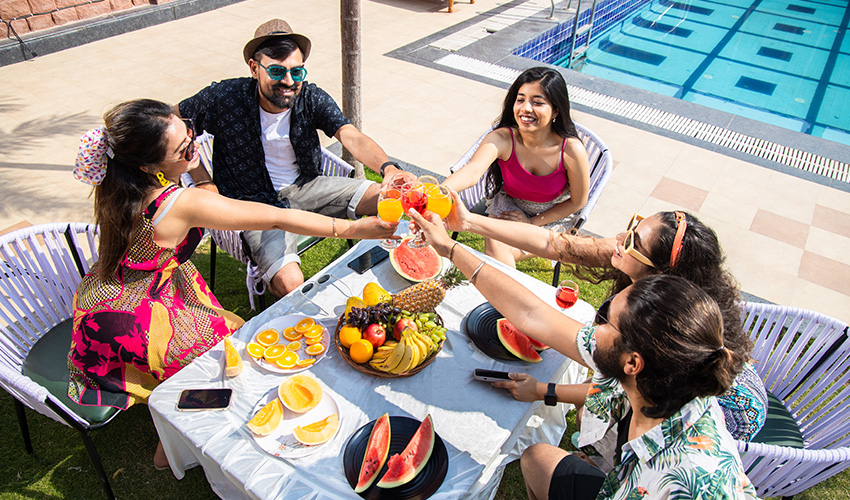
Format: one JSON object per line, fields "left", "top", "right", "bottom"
{"left": 178, "top": 19, "right": 412, "bottom": 298}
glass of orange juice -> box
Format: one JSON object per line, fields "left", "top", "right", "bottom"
{"left": 426, "top": 184, "right": 452, "bottom": 219}
{"left": 377, "top": 187, "right": 404, "bottom": 249}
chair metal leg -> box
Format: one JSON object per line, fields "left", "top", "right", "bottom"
{"left": 551, "top": 261, "right": 563, "bottom": 287}
{"left": 13, "top": 398, "right": 34, "bottom": 454}
{"left": 210, "top": 238, "right": 217, "bottom": 293}
{"left": 78, "top": 428, "right": 116, "bottom": 500}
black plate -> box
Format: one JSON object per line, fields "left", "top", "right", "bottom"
{"left": 463, "top": 302, "right": 516, "bottom": 361}
{"left": 343, "top": 416, "right": 448, "bottom": 500}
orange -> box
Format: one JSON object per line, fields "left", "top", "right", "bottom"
{"left": 224, "top": 338, "right": 243, "bottom": 377}
{"left": 246, "top": 398, "right": 282, "bottom": 436}
{"left": 305, "top": 343, "right": 326, "bottom": 356}
{"left": 263, "top": 344, "right": 287, "bottom": 361}
{"left": 295, "top": 318, "right": 315, "bottom": 333}
{"left": 287, "top": 341, "right": 302, "bottom": 351}
{"left": 338, "top": 325, "right": 361, "bottom": 348}
{"left": 278, "top": 374, "right": 323, "bottom": 412}
{"left": 305, "top": 335, "right": 324, "bottom": 345}
{"left": 349, "top": 339, "right": 374, "bottom": 364}
{"left": 293, "top": 413, "right": 339, "bottom": 445}
{"left": 304, "top": 324, "right": 325, "bottom": 338}
{"left": 246, "top": 342, "right": 266, "bottom": 359}
{"left": 255, "top": 329, "right": 280, "bottom": 346}
{"left": 275, "top": 350, "right": 299, "bottom": 369}
{"left": 282, "top": 327, "right": 303, "bottom": 342}
{"left": 295, "top": 358, "right": 316, "bottom": 368}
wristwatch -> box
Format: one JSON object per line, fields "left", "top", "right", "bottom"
{"left": 544, "top": 383, "right": 557, "bottom": 406}
{"left": 380, "top": 161, "right": 401, "bottom": 177}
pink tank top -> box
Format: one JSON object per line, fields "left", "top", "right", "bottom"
{"left": 498, "top": 128, "right": 570, "bottom": 203}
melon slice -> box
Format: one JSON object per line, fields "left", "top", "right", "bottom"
{"left": 278, "top": 374, "right": 322, "bottom": 413}
{"left": 389, "top": 237, "right": 442, "bottom": 282}
{"left": 376, "top": 414, "right": 435, "bottom": 489}
{"left": 224, "top": 338, "right": 243, "bottom": 377}
{"left": 354, "top": 413, "right": 391, "bottom": 493}
{"left": 496, "top": 318, "right": 543, "bottom": 363}
{"left": 293, "top": 413, "right": 339, "bottom": 445}
{"left": 246, "top": 398, "right": 282, "bottom": 436}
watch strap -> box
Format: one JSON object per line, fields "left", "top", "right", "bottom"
{"left": 380, "top": 161, "right": 401, "bottom": 177}
{"left": 544, "top": 382, "right": 557, "bottom": 406}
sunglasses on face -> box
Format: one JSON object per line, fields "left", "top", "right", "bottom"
{"left": 257, "top": 61, "right": 308, "bottom": 82}
{"left": 594, "top": 296, "right": 622, "bottom": 335}
{"left": 623, "top": 213, "right": 656, "bottom": 268}
{"left": 178, "top": 118, "right": 195, "bottom": 161}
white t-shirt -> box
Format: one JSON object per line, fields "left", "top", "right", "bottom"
{"left": 259, "top": 106, "right": 299, "bottom": 190}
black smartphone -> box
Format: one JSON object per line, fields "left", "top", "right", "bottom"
{"left": 176, "top": 388, "right": 233, "bottom": 411}
{"left": 347, "top": 246, "right": 389, "bottom": 274}
{"left": 473, "top": 369, "right": 512, "bottom": 382}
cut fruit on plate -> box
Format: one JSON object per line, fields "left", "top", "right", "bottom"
{"left": 278, "top": 374, "right": 323, "bottom": 413}
{"left": 256, "top": 328, "right": 280, "bottom": 346}
{"left": 293, "top": 413, "right": 339, "bottom": 445}
{"left": 354, "top": 413, "right": 390, "bottom": 493}
{"left": 246, "top": 398, "right": 282, "bottom": 436}
{"left": 376, "top": 414, "right": 435, "bottom": 488}
{"left": 389, "top": 237, "right": 442, "bottom": 282}
{"left": 248, "top": 315, "right": 331, "bottom": 374}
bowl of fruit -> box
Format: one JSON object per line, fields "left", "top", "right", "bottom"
{"left": 335, "top": 280, "right": 456, "bottom": 378}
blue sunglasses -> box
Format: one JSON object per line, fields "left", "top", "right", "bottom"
{"left": 257, "top": 62, "right": 307, "bottom": 82}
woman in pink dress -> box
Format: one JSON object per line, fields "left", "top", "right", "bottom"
{"left": 68, "top": 99, "right": 396, "bottom": 468}
{"left": 444, "top": 67, "right": 590, "bottom": 267}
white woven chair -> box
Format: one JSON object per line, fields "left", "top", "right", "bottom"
{"left": 448, "top": 123, "right": 613, "bottom": 286}
{"left": 737, "top": 302, "right": 850, "bottom": 498}
{"left": 0, "top": 222, "right": 118, "bottom": 500}
{"left": 184, "top": 133, "right": 356, "bottom": 310}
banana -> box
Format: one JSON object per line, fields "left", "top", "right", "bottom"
{"left": 371, "top": 337, "right": 407, "bottom": 372}
{"left": 410, "top": 333, "right": 429, "bottom": 362}
{"left": 390, "top": 334, "right": 418, "bottom": 374}
{"left": 414, "top": 331, "right": 435, "bottom": 356}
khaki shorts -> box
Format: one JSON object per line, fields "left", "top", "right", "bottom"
{"left": 242, "top": 175, "right": 373, "bottom": 282}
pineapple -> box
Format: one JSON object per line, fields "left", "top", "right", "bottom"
{"left": 392, "top": 265, "right": 465, "bottom": 312}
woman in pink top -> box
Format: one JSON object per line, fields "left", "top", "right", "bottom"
{"left": 444, "top": 67, "right": 590, "bottom": 267}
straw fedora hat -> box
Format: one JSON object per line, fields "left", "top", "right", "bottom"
{"left": 243, "top": 19, "right": 312, "bottom": 64}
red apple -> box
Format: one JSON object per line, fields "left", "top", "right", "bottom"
{"left": 363, "top": 323, "right": 386, "bottom": 349}
{"left": 393, "top": 317, "right": 418, "bottom": 341}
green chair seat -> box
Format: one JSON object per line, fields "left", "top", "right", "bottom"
{"left": 751, "top": 391, "right": 805, "bottom": 448}
{"left": 22, "top": 319, "right": 118, "bottom": 425}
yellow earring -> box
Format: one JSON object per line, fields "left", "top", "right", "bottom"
{"left": 156, "top": 171, "right": 170, "bottom": 187}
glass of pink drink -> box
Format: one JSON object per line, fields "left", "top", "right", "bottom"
{"left": 556, "top": 279, "right": 579, "bottom": 310}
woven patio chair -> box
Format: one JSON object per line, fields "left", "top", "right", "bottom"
{"left": 0, "top": 222, "right": 119, "bottom": 500}
{"left": 184, "top": 133, "right": 355, "bottom": 310}
{"left": 738, "top": 301, "right": 850, "bottom": 499}
{"left": 448, "top": 122, "right": 613, "bottom": 286}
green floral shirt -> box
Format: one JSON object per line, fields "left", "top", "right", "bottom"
{"left": 575, "top": 326, "right": 758, "bottom": 500}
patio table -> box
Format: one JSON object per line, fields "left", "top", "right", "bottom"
{"left": 148, "top": 236, "right": 594, "bottom": 499}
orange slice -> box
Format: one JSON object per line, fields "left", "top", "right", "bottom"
{"left": 287, "top": 341, "right": 302, "bottom": 351}
{"left": 304, "top": 324, "right": 325, "bottom": 338}
{"left": 282, "top": 327, "right": 303, "bottom": 342}
{"left": 305, "top": 343, "right": 326, "bottom": 356}
{"left": 246, "top": 342, "right": 266, "bottom": 359}
{"left": 255, "top": 329, "right": 280, "bottom": 346}
{"left": 263, "top": 344, "right": 287, "bottom": 361}
{"left": 246, "top": 398, "right": 282, "bottom": 436}
{"left": 224, "top": 338, "right": 243, "bottom": 377}
{"left": 305, "top": 335, "right": 324, "bottom": 345}
{"left": 295, "top": 358, "right": 316, "bottom": 368}
{"left": 275, "top": 350, "right": 300, "bottom": 369}
{"left": 295, "top": 318, "right": 315, "bottom": 333}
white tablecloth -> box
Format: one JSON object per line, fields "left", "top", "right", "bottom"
{"left": 149, "top": 237, "right": 593, "bottom": 500}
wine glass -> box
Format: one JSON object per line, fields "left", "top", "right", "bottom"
{"left": 556, "top": 279, "right": 579, "bottom": 310}
{"left": 426, "top": 184, "right": 453, "bottom": 219}
{"left": 377, "top": 187, "right": 404, "bottom": 249}
{"left": 400, "top": 181, "right": 429, "bottom": 248}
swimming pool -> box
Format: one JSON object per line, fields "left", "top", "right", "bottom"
{"left": 515, "top": 0, "right": 850, "bottom": 145}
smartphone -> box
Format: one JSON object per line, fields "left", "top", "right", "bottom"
{"left": 473, "top": 369, "right": 512, "bottom": 382}
{"left": 176, "top": 388, "right": 233, "bottom": 411}
{"left": 347, "top": 246, "right": 389, "bottom": 274}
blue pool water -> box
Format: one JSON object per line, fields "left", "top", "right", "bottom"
{"left": 519, "top": 0, "right": 850, "bottom": 145}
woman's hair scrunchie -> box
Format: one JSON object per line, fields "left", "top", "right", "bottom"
{"left": 73, "top": 126, "right": 113, "bottom": 186}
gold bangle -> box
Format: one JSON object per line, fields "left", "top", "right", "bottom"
{"left": 332, "top": 218, "right": 339, "bottom": 238}
{"left": 470, "top": 261, "right": 486, "bottom": 282}
{"left": 448, "top": 241, "right": 459, "bottom": 262}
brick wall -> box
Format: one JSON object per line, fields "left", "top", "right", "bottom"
{"left": 0, "top": 0, "right": 178, "bottom": 39}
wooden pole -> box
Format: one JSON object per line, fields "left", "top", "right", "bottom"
{"left": 341, "top": 0, "right": 364, "bottom": 177}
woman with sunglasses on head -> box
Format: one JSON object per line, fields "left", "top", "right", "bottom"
{"left": 68, "top": 99, "right": 397, "bottom": 469}
{"left": 429, "top": 192, "right": 767, "bottom": 441}
{"left": 442, "top": 67, "right": 590, "bottom": 268}
{"left": 409, "top": 209, "right": 757, "bottom": 500}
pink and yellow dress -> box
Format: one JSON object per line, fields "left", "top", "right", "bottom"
{"left": 68, "top": 185, "right": 243, "bottom": 409}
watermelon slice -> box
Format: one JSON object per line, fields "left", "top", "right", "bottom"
{"left": 376, "top": 414, "right": 435, "bottom": 488}
{"left": 354, "top": 413, "right": 391, "bottom": 493}
{"left": 496, "top": 318, "right": 543, "bottom": 363}
{"left": 389, "top": 237, "right": 442, "bottom": 282}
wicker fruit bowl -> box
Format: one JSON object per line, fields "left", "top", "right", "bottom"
{"left": 334, "top": 313, "right": 445, "bottom": 378}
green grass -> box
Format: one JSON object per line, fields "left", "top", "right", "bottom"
{"left": 2, "top": 232, "right": 848, "bottom": 499}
